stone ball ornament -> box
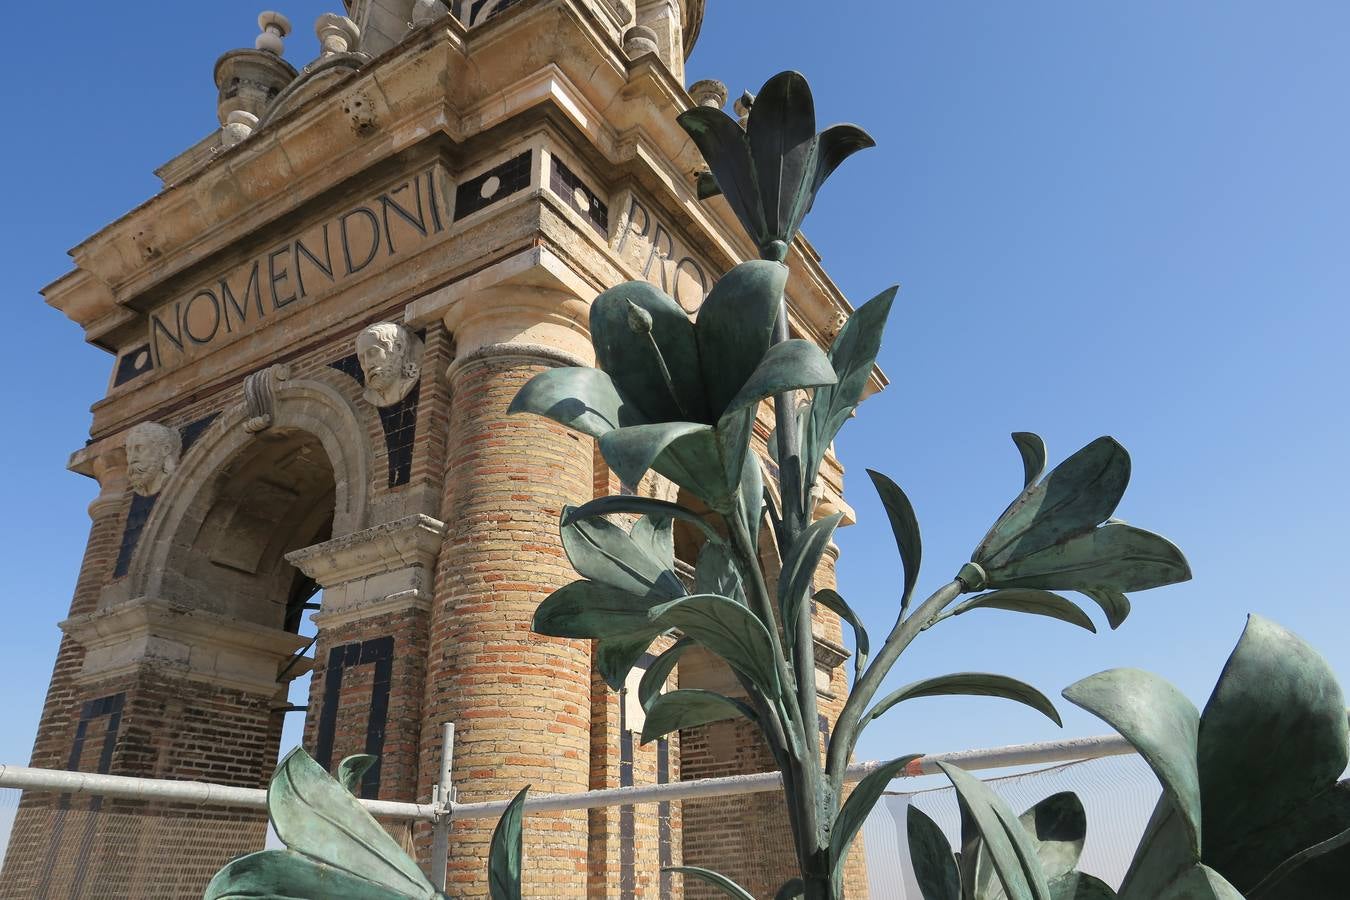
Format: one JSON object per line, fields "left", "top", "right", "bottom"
{"left": 125, "top": 421, "right": 182, "bottom": 496}
{"left": 355, "top": 322, "right": 423, "bottom": 407}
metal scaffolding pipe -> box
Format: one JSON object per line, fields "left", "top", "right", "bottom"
{"left": 0, "top": 733, "right": 1139, "bottom": 823}
{"left": 0, "top": 764, "right": 437, "bottom": 821}
{"left": 447, "top": 733, "right": 1136, "bottom": 820}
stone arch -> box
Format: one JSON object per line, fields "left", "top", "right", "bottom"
{"left": 122, "top": 377, "right": 372, "bottom": 616}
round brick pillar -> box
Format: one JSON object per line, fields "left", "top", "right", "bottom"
{"left": 421, "top": 285, "right": 596, "bottom": 896}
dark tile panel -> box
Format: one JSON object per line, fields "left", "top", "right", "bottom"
{"left": 113, "top": 345, "right": 154, "bottom": 386}
{"left": 455, "top": 151, "right": 532, "bottom": 221}
{"left": 549, "top": 155, "right": 609, "bottom": 237}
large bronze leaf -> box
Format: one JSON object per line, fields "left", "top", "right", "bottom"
{"left": 815, "top": 588, "right": 870, "bottom": 678}
{"left": 664, "top": 865, "right": 758, "bottom": 900}
{"left": 639, "top": 689, "right": 758, "bottom": 744}
{"left": 560, "top": 508, "right": 684, "bottom": 601}
{"left": 507, "top": 366, "right": 640, "bottom": 439}
{"left": 866, "top": 673, "right": 1061, "bottom": 730}
{"left": 936, "top": 761, "right": 1053, "bottom": 900}
{"left": 868, "top": 469, "right": 922, "bottom": 610}
{"left": 695, "top": 261, "right": 788, "bottom": 419}
{"left": 203, "top": 849, "right": 414, "bottom": 900}
{"left": 532, "top": 580, "right": 661, "bottom": 640}
{"left": 949, "top": 590, "right": 1097, "bottom": 633}
{"left": 677, "top": 106, "right": 767, "bottom": 247}
{"left": 974, "top": 438, "right": 1130, "bottom": 569}
{"left": 267, "top": 749, "right": 439, "bottom": 898}
{"left": 489, "top": 786, "right": 528, "bottom": 900}
{"left": 908, "top": 806, "right": 961, "bottom": 900}
{"left": 1063, "top": 669, "right": 1202, "bottom": 859}
{"left": 1196, "top": 615, "right": 1350, "bottom": 893}
{"left": 984, "top": 523, "right": 1190, "bottom": 594}
{"left": 778, "top": 511, "right": 844, "bottom": 651}
{"left": 746, "top": 70, "right": 816, "bottom": 242}
{"left": 649, "top": 594, "right": 782, "bottom": 701}
{"left": 830, "top": 755, "right": 924, "bottom": 891}
{"left": 591, "top": 280, "right": 704, "bottom": 423}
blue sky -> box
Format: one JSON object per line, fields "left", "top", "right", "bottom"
{"left": 1, "top": 1, "right": 1346, "bottom": 775}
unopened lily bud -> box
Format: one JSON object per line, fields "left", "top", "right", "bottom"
{"left": 627, "top": 300, "right": 654, "bottom": 336}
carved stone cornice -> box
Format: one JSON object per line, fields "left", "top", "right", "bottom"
{"left": 61, "top": 598, "right": 311, "bottom": 695}
{"left": 285, "top": 514, "right": 446, "bottom": 587}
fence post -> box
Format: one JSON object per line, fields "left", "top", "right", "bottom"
{"left": 429, "top": 722, "right": 455, "bottom": 891}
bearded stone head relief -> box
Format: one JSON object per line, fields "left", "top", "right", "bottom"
{"left": 126, "top": 422, "right": 182, "bottom": 496}
{"left": 355, "top": 322, "right": 423, "bottom": 407}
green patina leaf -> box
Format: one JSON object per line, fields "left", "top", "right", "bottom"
{"left": 337, "top": 755, "right": 377, "bottom": 795}
{"left": 630, "top": 514, "right": 675, "bottom": 572}
{"left": 1080, "top": 588, "right": 1131, "bottom": 630}
{"left": 936, "top": 761, "right": 1054, "bottom": 900}
{"left": 1197, "top": 615, "right": 1350, "bottom": 893}
{"left": 599, "top": 422, "right": 729, "bottom": 508}
{"left": 507, "top": 366, "right": 641, "bottom": 439}
{"left": 865, "top": 673, "right": 1061, "bottom": 729}
{"left": 1011, "top": 433, "right": 1048, "bottom": 490}
{"left": 665, "top": 865, "right": 758, "bottom": 900}
{"left": 982, "top": 793, "right": 1087, "bottom": 899}
{"left": 868, "top": 469, "right": 922, "bottom": 611}
{"left": 204, "top": 849, "right": 415, "bottom": 900}
{"left": 639, "top": 689, "right": 758, "bottom": 744}
{"left": 649, "top": 594, "right": 781, "bottom": 701}
{"left": 831, "top": 755, "right": 924, "bottom": 891}
{"left": 638, "top": 638, "right": 692, "bottom": 711}
{"left": 809, "top": 122, "right": 876, "bottom": 206}
{"left": 774, "top": 877, "right": 806, "bottom": 900}
{"left": 1049, "top": 872, "right": 1117, "bottom": 900}
{"left": 720, "top": 339, "right": 837, "bottom": 421}
{"left": 908, "top": 806, "right": 961, "bottom": 900}
{"left": 591, "top": 280, "right": 704, "bottom": 423}
{"left": 695, "top": 542, "right": 746, "bottom": 605}
{"left": 532, "top": 580, "right": 661, "bottom": 640}
{"left": 595, "top": 634, "right": 663, "bottom": 692}
{"left": 805, "top": 286, "right": 897, "bottom": 486}
{"left": 1153, "top": 865, "right": 1244, "bottom": 900}
{"left": 560, "top": 507, "right": 685, "bottom": 601}
{"left": 695, "top": 260, "right": 789, "bottom": 420}
{"left": 974, "top": 437, "right": 1130, "bottom": 569}
{"left": 747, "top": 70, "right": 817, "bottom": 242}
{"left": 778, "top": 511, "right": 844, "bottom": 652}
{"left": 267, "top": 748, "right": 438, "bottom": 898}
{"left": 814, "top": 588, "right": 870, "bottom": 678}
{"left": 677, "top": 106, "right": 767, "bottom": 247}
{"left": 564, "top": 495, "right": 721, "bottom": 545}
{"left": 984, "top": 523, "right": 1190, "bottom": 594}
{"left": 489, "top": 786, "right": 529, "bottom": 900}
{"left": 1063, "top": 669, "right": 1202, "bottom": 859}
{"left": 950, "top": 590, "right": 1097, "bottom": 633}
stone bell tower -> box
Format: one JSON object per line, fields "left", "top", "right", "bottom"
{"left": 2, "top": 2, "right": 875, "bottom": 897}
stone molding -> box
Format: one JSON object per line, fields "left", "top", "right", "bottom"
{"left": 446, "top": 341, "right": 589, "bottom": 380}
{"left": 287, "top": 514, "right": 446, "bottom": 629}
{"left": 61, "top": 598, "right": 311, "bottom": 696}
{"left": 286, "top": 513, "right": 446, "bottom": 586}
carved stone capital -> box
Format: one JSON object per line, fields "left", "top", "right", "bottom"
{"left": 287, "top": 515, "right": 446, "bottom": 629}
{"left": 61, "top": 598, "right": 311, "bottom": 695}
{"left": 69, "top": 439, "right": 129, "bottom": 520}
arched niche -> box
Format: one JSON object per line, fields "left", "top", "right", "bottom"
{"left": 119, "top": 378, "right": 372, "bottom": 631}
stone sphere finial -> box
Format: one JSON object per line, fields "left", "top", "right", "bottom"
{"left": 222, "top": 110, "right": 260, "bottom": 147}
{"left": 316, "top": 13, "right": 361, "bottom": 56}
{"left": 256, "top": 11, "right": 292, "bottom": 54}
{"left": 689, "top": 79, "right": 728, "bottom": 110}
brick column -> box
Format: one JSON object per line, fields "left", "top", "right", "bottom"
{"left": 420, "top": 281, "right": 598, "bottom": 897}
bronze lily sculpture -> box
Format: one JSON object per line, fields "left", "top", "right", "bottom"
{"left": 508, "top": 70, "right": 1198, "bottom": 899}
{"left": 204, "top": 72, "right": 1348, "bottom": 899}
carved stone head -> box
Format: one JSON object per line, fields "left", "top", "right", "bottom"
{"left": 355, "top": 322, "right": 422, "bottom": 407}
{"left": 125, "top": 422, "right": 182, "bottom": 496}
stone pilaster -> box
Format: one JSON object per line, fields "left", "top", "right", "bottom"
{"left": 289, "top": 514, "right": 446, "bottom": 801}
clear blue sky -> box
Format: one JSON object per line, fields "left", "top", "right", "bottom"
{"left": 1, "top": 1, "right": 1346, "bottom": 773}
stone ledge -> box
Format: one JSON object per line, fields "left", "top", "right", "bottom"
{"left": 60, "top": 598, "right": 310, "bottom": 695}
{"left": 285, "top": 514, "right": 446, "bottom": 586}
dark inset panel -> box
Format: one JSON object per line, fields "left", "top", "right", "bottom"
{"left": 329, "top": 353, "right": 366, "bottom": 386}
{"left": 46, "top": 693, "right": 126, "bottom": 897}
{"left": 113, "top": 493, "right": 157, "bottom": 578}
{"left": 657, "top": 737, "right": 672, "bottom": 899}
{"left": 313, "top": 636, "right": 394, "bottom": 798}
{"left": 113, "top": 345, "right": 154, "bottom": 386}
{"left": 455, "top": 151, "right": 532, "bottom": 221}
{"left": 453, "top": 0, "right": 527, "bottom": 27}
{"left": 377, "top": 383, "right": 419, "bottom": 487}
{"left": 549, "top": 155, "right": 609, "bottom": 237}
{"left": 179, "top": 412, "right": 221, "bottom": 453}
